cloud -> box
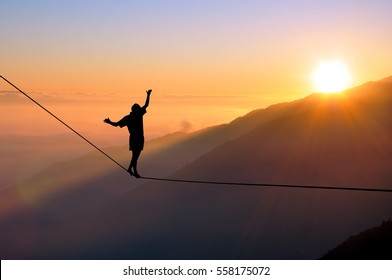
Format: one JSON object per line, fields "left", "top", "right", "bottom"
{"left": 179, "top": 119, "right": 193, "bottom": 132}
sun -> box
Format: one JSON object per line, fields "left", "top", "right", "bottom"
{"left": 312, "top": 60, "right": 351, "bottom": 93}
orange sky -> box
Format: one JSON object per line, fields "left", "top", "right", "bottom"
{"left": 1, "top": 1, "right": 392, "bottom": 137}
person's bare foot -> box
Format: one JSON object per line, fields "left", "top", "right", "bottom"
{"left": 127, "top": 167, "right": 134, "bottom": 176}
{"left": 133, "top": 170, "right": 141, "bottom": 178}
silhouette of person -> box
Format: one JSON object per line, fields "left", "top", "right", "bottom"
{"left": 104, "top": 89, "right": 152, "bottom": 178}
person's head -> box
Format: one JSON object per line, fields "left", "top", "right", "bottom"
{"left": 131, "top": 103, "right": 141, "bottom": 112}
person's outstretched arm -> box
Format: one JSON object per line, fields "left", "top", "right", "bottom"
{"left": 142, "top": 89, "right": 152, "bottom": 110}
{"left": 104, "top": 118, "right": 119, "bottom": 127}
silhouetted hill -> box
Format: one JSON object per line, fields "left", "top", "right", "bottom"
{"left": 1, "top": 105, "right": 300, "bottom": 258}
{"left": 140, "top": 95, "right": 315, "bottom": 178}
{"left": 177, "top": 88, "right": 392, "bottom": 187}
{"left": 149, "top": 79, "right": 392, "bottom": 259}
{"left": 0, "top": 94, "right": 304, "bottom": 223}
{"left": 321, "top": 220, "right": 392, "bottom": 259}
{"left": 1, "top": 76, "right": 392, "bottom": 259}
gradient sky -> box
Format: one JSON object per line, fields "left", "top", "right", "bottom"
{"left": 1, "top": 0, "right": 392, "bottom": 109}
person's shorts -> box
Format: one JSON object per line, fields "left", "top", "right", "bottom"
{"left": 129, "top": 135, "right": 144, "bottom": 151}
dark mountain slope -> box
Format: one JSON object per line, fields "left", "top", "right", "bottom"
{"left": 321, "top": 220, "right": 392, "bottom": 259}
{"left": 0, "top": 86, "right": 313, "bottom": 223}
{"left": 103, "top": 77, "right": 392, "bottom": 259}
{"left": 178, "top": 91, "right": 392, "bottom": 187}
{"left": 2, "top": 77, "right": 392, "bottom": 259}
{"left": 157, "top": 79, "right": 392, "bottom": 259}
{"left": 139, "top": 94, "right": 319, "bottom": 179}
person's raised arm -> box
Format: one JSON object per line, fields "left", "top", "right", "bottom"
{"left": 142, "top": 89, "right": 152, "bottom": 109}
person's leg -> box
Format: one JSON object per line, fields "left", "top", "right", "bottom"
{"left": 127, "top": 136, "right": 134, "bottom": 175}
{"left": 127, "top": 161, "right": 134, "bottom": 176}
{"left": 131, "top": 149, "right": 142, "bottom": 178}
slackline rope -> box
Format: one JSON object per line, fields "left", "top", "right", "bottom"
{"left": 2, "top": 75, "right": 392, "bottom": 193}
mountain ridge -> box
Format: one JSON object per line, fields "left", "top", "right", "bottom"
{"left": 1, "top": 76, "right": 392, "bottom": 259}
{"left": 321, "top": 220, "right": 392, "bottom": 259}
